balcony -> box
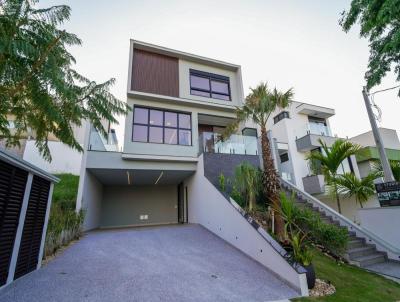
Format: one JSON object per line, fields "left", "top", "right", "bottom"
{"left": 302, "top": 174, "right": 326, "bottom": 195}
{"left": 199, "top": 132, "right": 258, "bottom": 155}
{"left": 88, "top": 126, "right": 120, "bottom": 152}
{"left": 295, "top": 124, "right": 339, "bottom": 152}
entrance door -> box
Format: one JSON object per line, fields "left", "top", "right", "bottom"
{"left": 177, "top": 183, "right": 187, "bottom": 223}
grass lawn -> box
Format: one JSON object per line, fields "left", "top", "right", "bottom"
{"left": 294, "top": 249, "right": 400, "bottom": 302}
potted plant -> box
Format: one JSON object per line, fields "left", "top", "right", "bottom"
{"left": 290, "top": 232, "right": 315, "bottom": 289}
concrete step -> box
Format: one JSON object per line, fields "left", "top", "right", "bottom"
{"left": 348, "top": 238, "right": 365, "bottom": 249}
{"left": 347, "top": 246, "right": 376, "bottom": 258}
{"left": 352, "top": 253, "right": 386, "bottom": 267}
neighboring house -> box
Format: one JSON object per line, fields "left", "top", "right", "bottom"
{"left": 0, "top": 114, "right": 102, "bottom": 175}
{"left": 76, "top": 40, "right": 309, "bottom": 295}
{"left": 350, "top": 128, "right": 400, "bottom": 178}
{"left": 256, "top": 102, "right": 397, "bottom": 223}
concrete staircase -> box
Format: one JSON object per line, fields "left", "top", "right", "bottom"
{"left": 283, "top": 184, "right": 387, "bottom": 268}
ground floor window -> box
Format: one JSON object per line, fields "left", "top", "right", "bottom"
{"left": 132, "top": 106, "right": 192, "bottom": 146}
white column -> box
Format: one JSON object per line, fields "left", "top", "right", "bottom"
{"left": 37, "top": 182, "right": 54, "bottom": 269}
{"left": 6, "top": 173, "right": 33, "bottom": 285}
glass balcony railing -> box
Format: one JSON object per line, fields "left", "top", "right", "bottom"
{"left": 199, "top": 132, "right": 259, "bottom": 155}
{"left": 296, "top": 123, "right": 332, "bottom": 139}
{"left": 88, "top": 126, "right": 121, "bottom": 152}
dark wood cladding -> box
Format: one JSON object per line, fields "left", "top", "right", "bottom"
{"left": 131, "top": 49, "right": 179, "bottom": 97}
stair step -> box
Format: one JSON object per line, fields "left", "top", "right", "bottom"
{"left": 352, "top": 253, "right": 386, "bottom": 267}
{"left": 348, "top": 239, "right": 365, "bottom": 249}
{"left": 347, "top": 246, "right": 376, "bottom": 258}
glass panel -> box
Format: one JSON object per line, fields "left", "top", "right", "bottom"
{"left": 190, "top": 75, "right": 210, "bottom": 90}
{"left": 199, "top": 132, "right": 258, "bottom": 155}
{"left": 164, "top": 128, "right": 178, "bottom": 144}
{"left": 149, "top": 110, "right": 163, "bottom": 126}
{"left": 179, "top": 114, "right": 191, "bottom": 129}
{"left": 191, "top": 89, "right": 210, "bottom": 98}
{"left": 211, "top": 80, "right": 229, "bottom": 94}
{"left": 165, "top": 112, "right": 177, "bottom": 127}
{"left": 134, "top": 107, "right": 148, "bottom": 124}
{"left": 149, "top": 127, "right": 163, "bottom": 143}
{"left": 212, "top": 93, "right": 230, "bottom": 101}
{"left": 132, "top": 125, "right": 148, "bottom": 142}
{"left": 179, "top": 130, "right": 192, "bottom": 145}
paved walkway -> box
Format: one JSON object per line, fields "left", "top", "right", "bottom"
{"left": 366, "top": 260, "right": 400, "bottom": 281}
{"left": 0, "top": 224, "right": 299, "bottom": 302}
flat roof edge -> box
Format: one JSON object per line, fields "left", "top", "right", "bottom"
{"left": 0, "top": 149, "right": 59, "bottom": 183}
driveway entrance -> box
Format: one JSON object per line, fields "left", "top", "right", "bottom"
{"left": 0, "top": 225, "right": 298, "bottom": 302}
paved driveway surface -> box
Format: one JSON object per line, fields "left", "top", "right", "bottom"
{"left": 0, "top": 224, "right": 298, "bottom": 302}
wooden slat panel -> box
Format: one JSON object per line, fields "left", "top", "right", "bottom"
{"left": 14, "top": 176, "right": 50, "bottom": 280}
{"left": 0, "top": 160, "right": 28, "bottom": 286}
{"left": 131, "top": 49, "right": 179, "bottom": 97}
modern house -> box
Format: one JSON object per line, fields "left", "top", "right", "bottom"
{"left": 76, "top": 40, "right": 309, "bottom": 296}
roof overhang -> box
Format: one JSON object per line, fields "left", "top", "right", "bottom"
{"left": 296, "top": 103, "right": 335, "bottom": 119}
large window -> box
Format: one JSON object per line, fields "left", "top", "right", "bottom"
{"left": 132, "top": 107, "right": 192, "bottom": 145}
{"left": 273, "top": 111, "right": 290, "bottom": 124}
{"left": 190, "top": 69, "right": 231, "bottom": 101}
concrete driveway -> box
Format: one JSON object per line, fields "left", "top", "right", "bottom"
{"left": 0, "top": 224, "right": 298, "bottom": 302}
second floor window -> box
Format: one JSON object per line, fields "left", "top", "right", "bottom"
{"left": 132, "top": 107, "right": 192, "bottom": 145}
{"left": 190, "top": 69, "right": 231, "bottom": 101}
{"left": 273, "top": 111, "right": 290, "bottom": 124}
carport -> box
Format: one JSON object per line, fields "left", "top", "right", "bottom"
{"left": 80, "top": 167, "right": 194, "bottom": 231}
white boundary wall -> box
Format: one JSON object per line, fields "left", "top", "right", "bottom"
{"left": 23, "top": 140, "right": 82, "bottom": 175}
{"left": 185, "top": 154, "right": 308, "bottom": 297}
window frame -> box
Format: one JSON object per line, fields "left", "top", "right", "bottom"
{"left": 189, "top": 69, "right": 231, "bottom": 101}
{"left": 132, "top": 106, "right": 192, "bottom": 146}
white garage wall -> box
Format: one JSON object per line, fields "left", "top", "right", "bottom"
{"left": 100, "top": 185, "right": 178, "bottom": 228}
{"left": 185, "top": 154, "right": 308, "bottom": 296}
{"left": 82, "top": 170, "right": 103, "bottom": 231}
{"left": 23, "top": 141, "right": 82, "bottom": 175}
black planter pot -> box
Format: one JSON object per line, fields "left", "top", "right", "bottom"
{"left": 304, "top": 264, "right": 316, "bottom": 289}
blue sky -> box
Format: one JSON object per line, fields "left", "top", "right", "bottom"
{"left": 40, "top": 0, "right": 400, "bottom": 143}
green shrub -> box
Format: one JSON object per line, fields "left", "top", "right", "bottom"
{"left": 45, "top": 174, "right": 83, "bottom": 258}
{"left": 279, "top": 192, "right": 348, "bottom": 257}
{"left": 218, "top": 173, "right": 226, "bottom": 192}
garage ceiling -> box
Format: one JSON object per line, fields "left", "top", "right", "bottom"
{"left": 88, "top": 168, "right": 194, "bottom": 186}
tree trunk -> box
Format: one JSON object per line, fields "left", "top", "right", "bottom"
{"left": 260, "top": 126, "right": 284, "bottom": 239}
{"left": 334, "top": 184, "right": 342, "bottom": 214}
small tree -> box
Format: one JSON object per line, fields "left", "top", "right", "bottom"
{"left": 0, "top": 0, "right": 129, "bottom": 160}
{"left": 306, "top": 139, "right": 361, "bottom": 214}
{"left": 232, "top": 162, "right": 261, "bottom": 212}
{"left": 336, "top": 172, "right": 381, "bottom": 208}
{"left": 373, "top": 160, "right": 400, "bottom": 182}
{"left": 225, "top": 82, "right": 293, "bottom": 238}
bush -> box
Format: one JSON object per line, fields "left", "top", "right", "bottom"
{"left": 280, "top": 192, "right": 348, "bottom": 257}
{"left": 45, "top": 174, "right": 84, "bottom": 258}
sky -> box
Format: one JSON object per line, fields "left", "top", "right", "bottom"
{"left": 40, "top": 0, "right": 400, "bottom": 145}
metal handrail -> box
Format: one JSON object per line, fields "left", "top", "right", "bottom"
{"left": 281, "top": 178, "right": 400, "bottom": 257}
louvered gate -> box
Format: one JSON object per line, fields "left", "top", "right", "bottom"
{"left": 0, "top": 161, "right": 28, "bottom": 286}
{"left": 14, "top": 176, "right": 50, "bottom": 279}
{"left": 0, "top": 150, "right": 57, "bottom": 288}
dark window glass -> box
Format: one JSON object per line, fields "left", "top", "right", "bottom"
{"left": 164, "top": 128, "right": 178, "bottom": 144}
{"left": 165, "top": 112, "right": 177, "bottom": 127}
{"left": 149, "top": 110, "right": 163, "bottom": 126}
{"left": 149, "top": 127, "right": 163, "bottom": 143}
{"left": 274, "top": 111, "right": 290, "bottom": 124}
{"left": 191, "top": 89, "right": 210, "bottom": 97}
{"left": 190, "top": 75, "right": 210, "bottom": 90}
{"left": 211, "top": 80, "right": 229, "bottom": 94}
{"left": 134, "top": 107, "right": 148, "bottom": 124}
{"left": 179, "top": 114, "right": 191, "bottom": 129}
{"left": 190, "top": 69, "right": 231, "bottom": 101}
{"left": 132, "top": 107, "right": 191, "bottom": 145}
{"left": 242, "top": 128, "right": 257, "bottom": 137}
{"left": 179, "top": 130, "right": 192, "bottom": 145}
{"left": 211, "top": 93, "right": 230, "bottom": 101}
{"left": 280, "top": 153, "right": 289, "bottom": 163}
{"left": 132, "top": 125, "right": 148, "bottom": 142}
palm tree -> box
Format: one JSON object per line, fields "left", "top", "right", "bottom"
{"left": 336, "top": 172, "right": 381, "bottom": 208}
{"left": 233, "top": 162, "right": 261, "bottom": 211}
{"left": 225, "top": 82, "right": 294, "bottom": 238}
{"left": 306, "top": 139, "right": 361, "bottom": 214}
{"left": 373, "top": 160, "right": 400, "bottom": 182}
